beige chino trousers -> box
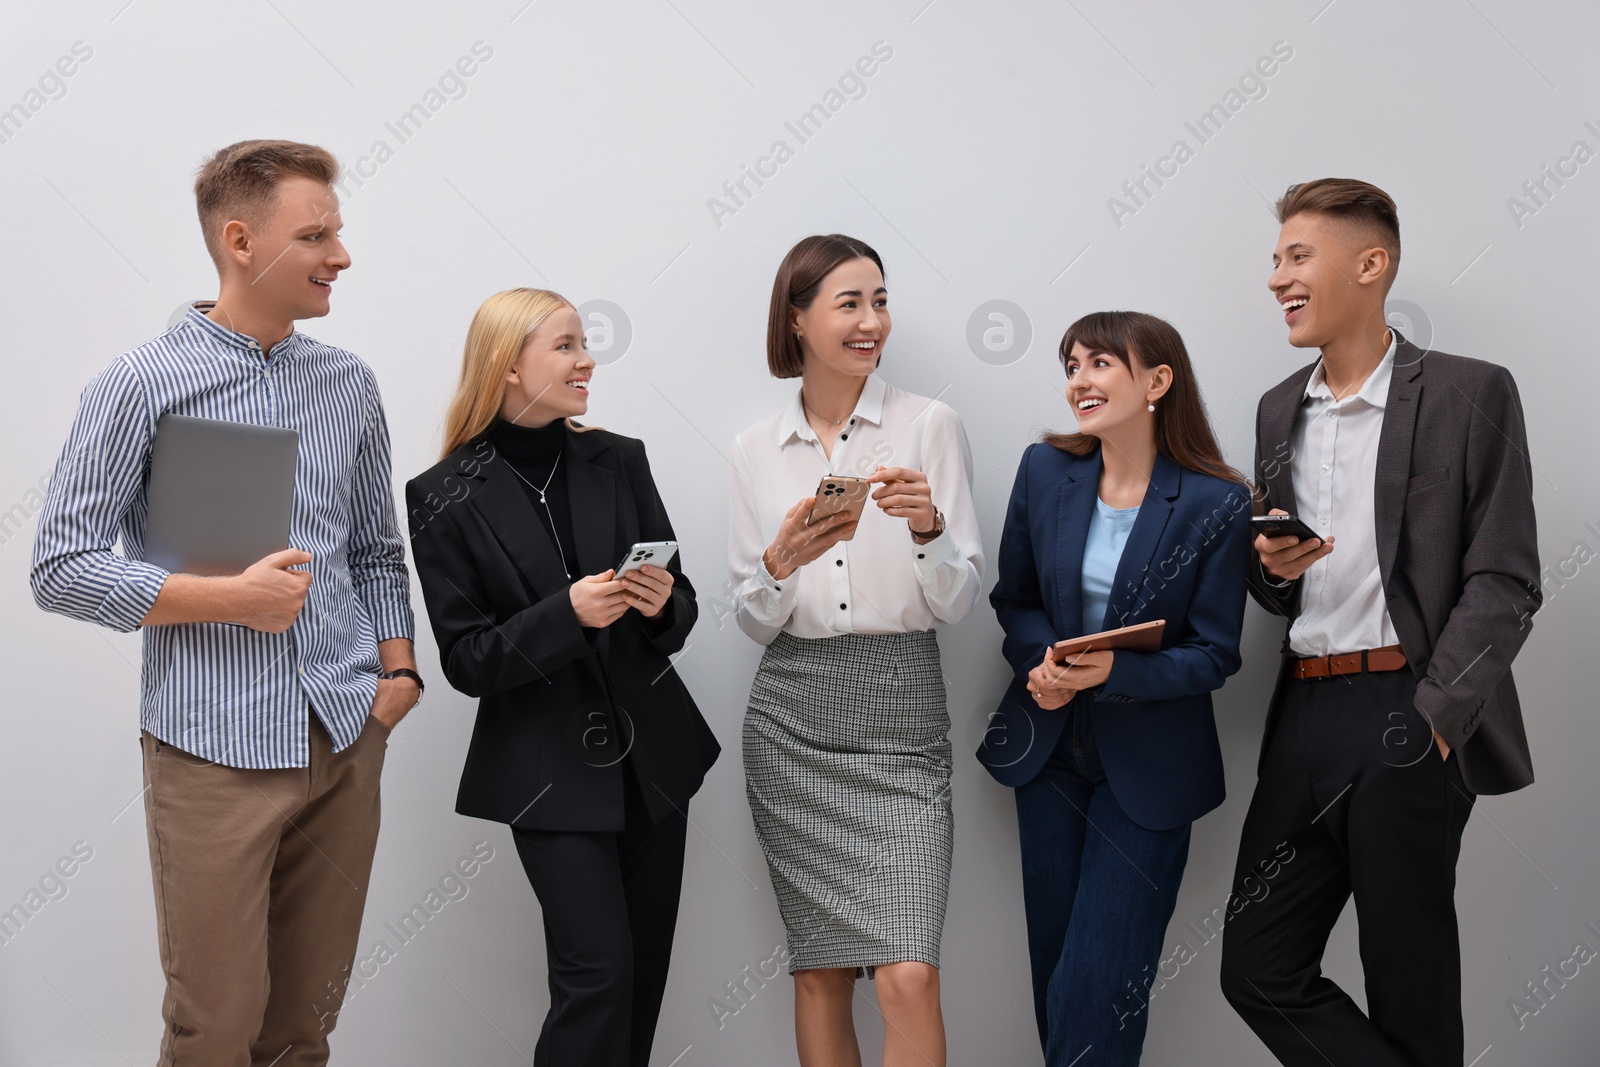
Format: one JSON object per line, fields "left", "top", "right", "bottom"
{"left": 140, "top": 712, "right": 387, "bottom": 1066}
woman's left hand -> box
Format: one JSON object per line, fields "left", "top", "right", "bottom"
{"left": 1056, "top": 648, "right": 1114, "bottom": 691}
{"left": 867, "top": 466, "right": 937, "bottom": 537}
{"left": 619, "top": 564, "right": 674, "bottom": 618}
{"left": 1028, "top": 649, "right": 1076, "bottom": 710}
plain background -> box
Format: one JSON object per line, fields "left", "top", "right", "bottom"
{"left": 1, "top": 0, "right": 1596, "bottom": 1063}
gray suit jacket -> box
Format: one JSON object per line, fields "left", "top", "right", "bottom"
{"left": 1246, "top": 333, "right": 1541, "bottom": 795}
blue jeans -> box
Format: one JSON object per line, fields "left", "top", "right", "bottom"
{"left": 1014, "top": 704, "right": 1192, "bottom": 1066}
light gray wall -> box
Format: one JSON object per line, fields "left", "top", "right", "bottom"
{"left": 1, "top": 0, "right": 1595, "bottom": 1063}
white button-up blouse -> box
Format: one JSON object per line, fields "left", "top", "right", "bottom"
{"left": 727, "top": 373, "right": 984, "bottom": 644}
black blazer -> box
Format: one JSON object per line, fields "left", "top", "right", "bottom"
{"left": 406, "top": 422, "right": 720, "bottom": 831}
{"left": 1247, "top": 333, "right": 1541, "bottom": 795}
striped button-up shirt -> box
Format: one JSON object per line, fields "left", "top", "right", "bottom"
{"left": 31, "top": 304, "right": 414, "bottom": 768}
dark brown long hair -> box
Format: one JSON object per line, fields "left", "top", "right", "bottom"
{"left": 766, "top": 234, "right": 885, "bottom": 378}
{"left": 1044, "top": 310, "right": 1246, "bottom": 486}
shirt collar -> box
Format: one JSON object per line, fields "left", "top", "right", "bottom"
{"left": 777, "top": 373, "right": 888, "bottom": 446}
{"left": 1302, "top": 330, "right": 1396, "bottom": 410}
{"left": 185, "top": 302, "right": 303, "bottom": 361}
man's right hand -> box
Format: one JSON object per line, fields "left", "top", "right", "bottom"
{"left": 229, "top": 548, "right": 313, "bottom": 633}
{"left": 762, "top": 497, "right": 858, "bottom": 581}
{"left": 1256, "top": 508, "right": 1334, "bottom": 582}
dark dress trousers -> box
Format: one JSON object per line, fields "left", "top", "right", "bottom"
{"left": 1221, "top": 335, "right": 1541, "bottom": 1067}
{"left": 407, "top": 421, "right": 720, "bottom": 1067}
{"left": 981, "top": 442, "right": 1253, "bottom": 1065}
{"left": 980, "top": 444, "right": 1253, "bottom": 831}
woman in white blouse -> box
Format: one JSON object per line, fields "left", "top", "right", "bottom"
{"left": 728, "top": 233, "right": 983, "bottom": 1067}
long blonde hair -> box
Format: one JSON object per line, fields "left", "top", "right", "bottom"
{"left": 440, "top": 287, "right": 577, "bottom": 458}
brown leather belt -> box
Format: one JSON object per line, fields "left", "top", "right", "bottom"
{"left": 1290, "top": 644, "right": 1407, "bottom": 680}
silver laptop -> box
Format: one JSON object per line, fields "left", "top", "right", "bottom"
{"left": 143, "top": 414, "right": 299, "bottom": 577}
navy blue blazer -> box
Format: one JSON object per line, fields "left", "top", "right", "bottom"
{"left": 978, "top": 443, "right": 1253, "bottom": 830}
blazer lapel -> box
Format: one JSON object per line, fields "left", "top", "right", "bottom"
{"left": 1375, "top": 333, "right": 1425, "bottom": 589}
{"left": 565, "top": 425, "right": 618, "bottom": 661}
{"left": 467, "top": 443, "right": 573, "bottom": 601}
{"left": 1055, "top": 451, "right": 1099, "bottom": 637}
{"left": 565, "top": 425, "right": 617, "bottom": 579}
{"left": 1257, "top": 375, "right": 1303, "bottom": 513}
{"left": 1104, "top": 453, "right": 1179, "bottom": 630}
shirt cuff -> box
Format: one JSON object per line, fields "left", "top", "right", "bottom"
{"left": 99, "top": 560, "right": 170, "bottom": 632}
{"left": 755, "top": 555, "right": 787, "bottom": 595}
{"left": 911, "top": 526, "right": 960, "bottom": 579}
{"left": 1258, "top": 559, "right": 1295, "bottom": 590}
{"left": 740, "top": 557, "right": 799, "bottom": 628}
{"left": 365, "top": 599, "right": 416, "bottom": 643}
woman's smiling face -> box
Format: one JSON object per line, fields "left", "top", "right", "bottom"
{"left": 500, "top": 305, "right": 595, "bottom": 426}
{"left": 1064, "top": 341, "right": 1151, "bottom": 438}
{"left": 792, "top": 256, "right": 891, "bottom": 377}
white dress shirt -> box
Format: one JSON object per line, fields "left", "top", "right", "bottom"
{"left": 1286, "top": 332, "right": 1400, "bottom": 657}
{"left": 728, "top": 373, "right": 984, "bottom": 643}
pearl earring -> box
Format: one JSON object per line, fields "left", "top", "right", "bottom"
{"left": 1147, "top": 402, "right": 1156, "bottom": 413}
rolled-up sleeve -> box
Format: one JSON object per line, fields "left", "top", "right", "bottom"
{"left": 346, "top": 371, "right": 414, "bottom": 642}
{"left": 30, "top": 359, "right": 169, "bottom": 632}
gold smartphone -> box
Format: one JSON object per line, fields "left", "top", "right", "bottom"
{"left": 805, "top": 475, "right": 869, "bottom": 536}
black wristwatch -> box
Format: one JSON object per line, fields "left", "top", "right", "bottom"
{"left": 380, "top": 668, "right": 425, "bottom": 706}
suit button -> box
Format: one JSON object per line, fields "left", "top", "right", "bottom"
{"left": 836, "top": 559, "right": 843, "bottom": 566}
{"left": 839, "top": 603, "right": 847, "bottom": 610}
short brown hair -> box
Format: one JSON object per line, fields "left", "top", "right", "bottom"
{"left": 1044, "top": 310, "right": 1246, "bottom": 487}
{"left": 766, "top": 234, "right": 885, "bottom": 378}
{"left": 1275, "top": 177, "right": 1400, "bottom": 276}
{"left": 194, "top": 140, "right": 340, "bottom": 265}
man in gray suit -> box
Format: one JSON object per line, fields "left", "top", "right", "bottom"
{"left": 1219, "top": 178, "right": 1540, "bottom": 1067}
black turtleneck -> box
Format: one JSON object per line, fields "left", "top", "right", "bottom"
{"left": 489, "top": 417, "right": 577, "bottom": 580}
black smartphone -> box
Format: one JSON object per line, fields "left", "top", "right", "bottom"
{"left": 1251, "top": 514, "right": 1322, "bottom": 543}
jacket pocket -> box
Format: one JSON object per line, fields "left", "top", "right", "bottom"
{"left": 1407, "top": 465, "right": 1450, "bottom": 493}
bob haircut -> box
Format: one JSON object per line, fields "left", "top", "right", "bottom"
{"left": 766, "top": 233, "right": 885, "bottom": 379}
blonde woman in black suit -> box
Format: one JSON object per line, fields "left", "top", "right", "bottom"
{"left": 408, "top": 288, "right": 720, "bottom": 1067}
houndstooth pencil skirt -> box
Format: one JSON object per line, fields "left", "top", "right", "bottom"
{"left": 743, "top": 629, "right": 954, "bottom": 975}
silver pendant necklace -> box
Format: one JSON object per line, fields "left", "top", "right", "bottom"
{"left": 801, "top": 390, "right": 850, "bottom": 426}
{"left": 508, "top": 446, "right": 573, "bottom": 579}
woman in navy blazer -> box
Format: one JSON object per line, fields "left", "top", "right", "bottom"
{"left": 979, "top": 311, "right": 1253, "bottom": 1066}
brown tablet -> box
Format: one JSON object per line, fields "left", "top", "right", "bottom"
{"left": 1051, "top": 620, "right": 1165, "bottom": 663}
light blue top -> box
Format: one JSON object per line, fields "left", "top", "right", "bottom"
{"left": 1081, "top": 496, "right": 1141, "bottom": 636}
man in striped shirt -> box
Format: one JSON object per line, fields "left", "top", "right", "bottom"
{"left": 31, "top": 140, "right": 419, "bottom": 1065}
